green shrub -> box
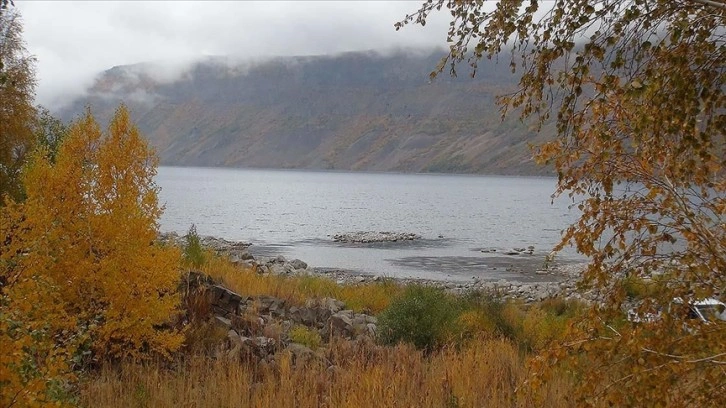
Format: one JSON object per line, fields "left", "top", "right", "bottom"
{"left": 377, "top": 285, "right": 463, "bottom": 350}
{"left": 288, "top": 325, "right": 322, "bottom": 349}
{"left": 622, "top": 275, "right": 658, "bottom": 299}
{"left": 183, "top": 224, "right": 205, "bottom": 268}
{"left": 461, "top": 290, "right": 518, "bottom": 340}
{"left": 539, "top": 296, "right": 584, "bottom": 318}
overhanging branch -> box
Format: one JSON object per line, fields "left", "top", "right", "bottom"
{"left": 691, "top": 0, "right": 726, "bottom": 10}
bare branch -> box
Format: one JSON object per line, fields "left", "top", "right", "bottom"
{"left": 690, "top": 0, "right": 726, "bottom": 10}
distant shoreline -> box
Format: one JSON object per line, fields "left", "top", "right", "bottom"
{"left": 163, "top": 232, "right": 589, "bottom": 303}
{"left": 157, "top": 164, "right": 558, "bottom": 180}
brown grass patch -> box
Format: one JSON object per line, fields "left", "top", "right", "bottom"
{"left": 81, "top": 338, "right": 572, "bottom": 407}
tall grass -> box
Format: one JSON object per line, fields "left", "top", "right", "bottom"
{"left": 80, "top": 338, "right": 573, "bottom": 408}
{"left": 201, "top": 253, "right": 401, "bottom": 313}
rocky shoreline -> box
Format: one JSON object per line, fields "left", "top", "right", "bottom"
{"left": 162, "top": 232, "right": 591, "bottom": 303}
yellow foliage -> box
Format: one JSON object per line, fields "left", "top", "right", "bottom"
{"left": 1, "top": 106, "right": 183, "bottom": 406}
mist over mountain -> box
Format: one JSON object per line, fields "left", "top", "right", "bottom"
{"left": 58, "top": 49, "right": 554, "bottom": 175}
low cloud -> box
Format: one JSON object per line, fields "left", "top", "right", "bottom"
{"left": 15, "top": 1, "right": 454, "bottom": 110}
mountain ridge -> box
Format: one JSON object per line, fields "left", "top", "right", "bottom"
{"left": 58, "top": 49, "right": 555, "bottom": 176}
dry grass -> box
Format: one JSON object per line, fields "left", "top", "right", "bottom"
{"left": 81, "top": 253, "right": 576, "bottom": 407}
{"left": 201, "top": 254, "right": 401, "bottom": 313}
{"left": 80, "top": 338, "right": 573, "bottom": 408}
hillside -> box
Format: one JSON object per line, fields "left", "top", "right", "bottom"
{"left": 58, "top": 50, "right": 555, "bottom": 175}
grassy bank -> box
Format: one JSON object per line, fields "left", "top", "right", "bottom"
{"left": 77, "top": 252, "right": 582, "bottom": 407}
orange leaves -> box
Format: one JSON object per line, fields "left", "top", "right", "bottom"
{"left": 1, "top": 106, "right": 182, "bottom": 405}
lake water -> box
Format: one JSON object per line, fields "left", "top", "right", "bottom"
{"left": 156, "top": 166, "right": 582, "bottom": 282}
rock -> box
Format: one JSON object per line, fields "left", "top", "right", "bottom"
{"left": 255, "top": 295, "right": 287, "bottom": 317}
{"left": 325, "top": 298, "right": 345, "bottom": 313}
{"left": 288, "top": 306, "right": 318, "bottom": 326}
{"left": 232, "top": 314, "right": 265, "bottom": 334}
{"left": 269, "top": 263, "right": 293, "bottom": 275}
{"left": 228, "top": 329, "right": 243, "bottom": 347}
{"left": 208, "top": 285, "right": 245, "bottom": 316}
{"left": 215, "top": 316, "right": 232, "bottom": 329}
{"left": 290, "top": 259, "right": 308, "bottom": 270}
{"left": 355, "top": 276, "right": 366, "bottom": 283}
{"left": 274, "top": 255, "right": 287, "bottom": 264}
{"left": 226, "top": 330, "right": 243, "bottom": 361}
{"left": 305, "top": 297, "right": 345, "bottom": 314}
{"left": 286, "top": 343, "right": 324, "bottom": 365}
{"left": 287, "top": 342, "right": 315, "bottom": 357}
{"left": 238, "top": 251, "right": 254, "bottom": 261}
{"left": 329, "top": 312, "right": 353, "bottom": 335}
{"left": 504, "top": 251, "right": 520, "bottom": 256}
{"left": 350, "top": 314, "right": 377, "bottom": 337}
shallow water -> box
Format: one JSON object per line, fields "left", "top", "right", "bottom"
{"left": 156, "top": 166, "right": 581, "bottom": 281}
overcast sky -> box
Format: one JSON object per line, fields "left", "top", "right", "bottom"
{"left": 14, "top": 1, "right": 453, "bottom": 109}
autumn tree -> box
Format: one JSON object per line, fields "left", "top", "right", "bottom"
{"left": 0, "top": 8, "right": 36, "bottom": 203}
{"left": 399, "top": 0, "right": 725, "bottom": 406}
{"left": 1, "top": 106, "right": 183, "bottom": 406}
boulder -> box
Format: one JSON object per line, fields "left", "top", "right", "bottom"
{"left": 226, "top": 329, "right": 243, "bottom": 361}
{"left": 269, "top": 263, "right": 293, "bottom": 275}
{"left": 288, "top": 306, "right": 318, "bottom": 327}
{"left": 215, "top": 315, "right": 232, "bottom": 329}
{"left": 285, "top": 343, "right": 326, "bottom": 366}
{"left": 329, "top": 312, "right": 353, "bottom": 336}
{"left": 290, "top": 259, "right": 308, "bottom": 270}
{"left": 324, "top": 298, "right": 345, "bottom": 313}
{"left": 208, "top": 285, "right": 246, "bottom": 317}
{"left": 351, "top": 314, "right": 369, "bottom": 336}
{"left": 254, "top": 295, "right": 287, "bottom": 317}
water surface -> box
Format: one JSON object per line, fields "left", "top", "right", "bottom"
{"left": 156, "top": 167, "right": 581, "bottom": 281}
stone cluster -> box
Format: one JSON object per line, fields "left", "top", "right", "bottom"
{"left": 332, "top": 231, "right": 421, "bottom": 243}
{"left": 205, "top": 284, "right": 377, "bottom": 364}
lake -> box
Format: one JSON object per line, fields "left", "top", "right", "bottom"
{"left": 156, "top": 166, "right": 581, "bottom": 282}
